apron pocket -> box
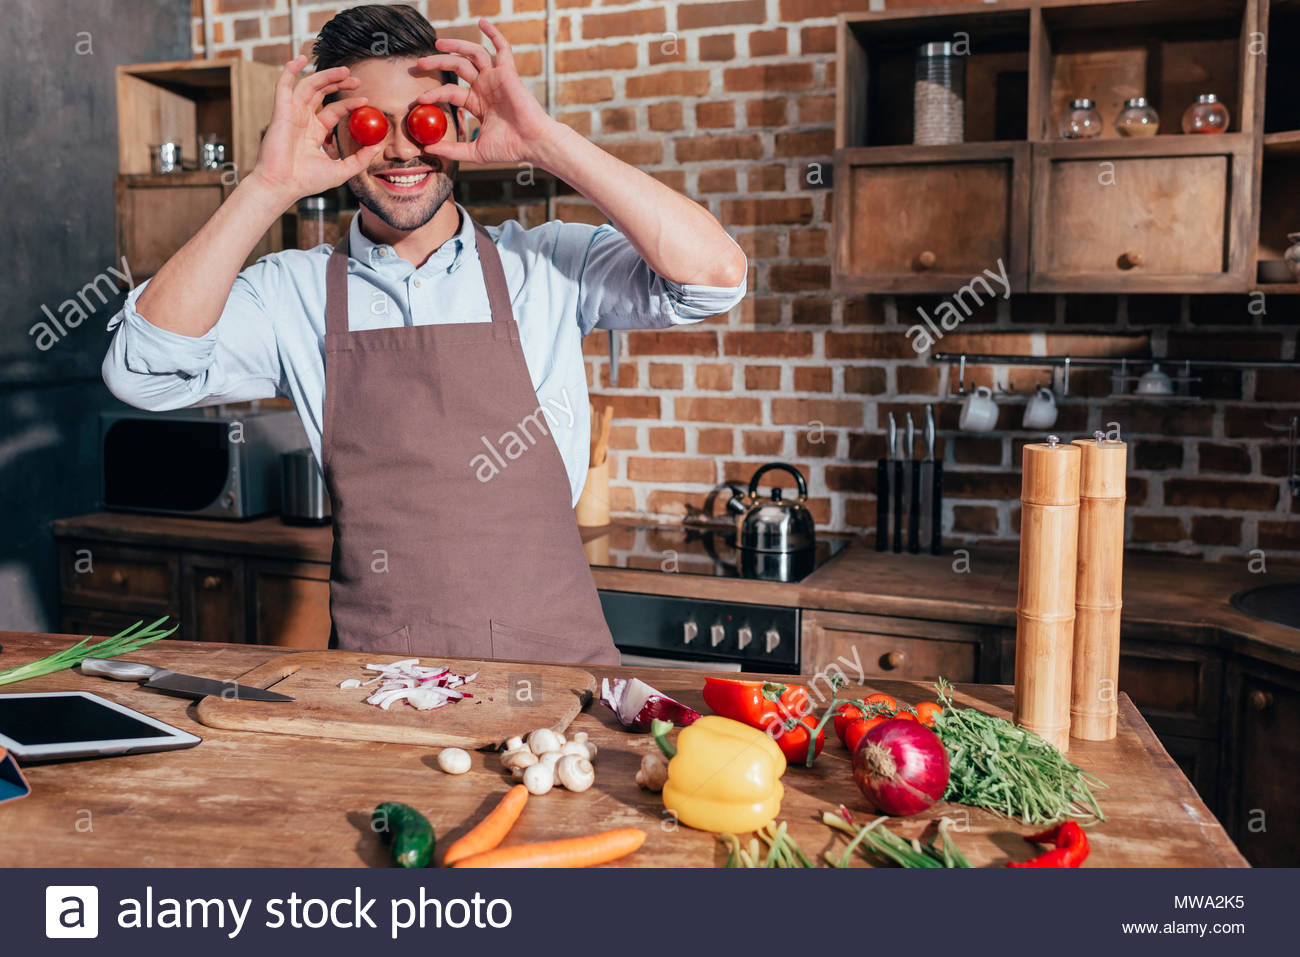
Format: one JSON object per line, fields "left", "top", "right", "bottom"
{"left": 369, "top": 624, "right": 413, "bottom": 655}
{"left": 489, "top": 619, "right": 570, "bottom": 663}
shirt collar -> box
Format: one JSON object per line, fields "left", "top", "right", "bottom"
{"left": 347, "top": 202, "right": 473, "bottom": 274}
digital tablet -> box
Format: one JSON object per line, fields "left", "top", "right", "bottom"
{"left": 0, "top": 691, "right": 201, "bottom": 762}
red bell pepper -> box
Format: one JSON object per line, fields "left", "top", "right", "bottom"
{"left": 1005, "top": 821, "right": 1090, "bottom": 868}
{"left": 701, "top": 677, "right": 823, "bottom": 763}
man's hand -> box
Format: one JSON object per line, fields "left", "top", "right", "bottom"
{"left": 413, "top": 19, "right": 566, "bottom": 167}
{"left": 247, "top": 55, "right": 384, "bottom": 208}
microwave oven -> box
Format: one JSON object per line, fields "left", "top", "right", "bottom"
{"left": 100, "top": 409, "right": 309, "bottom": 519}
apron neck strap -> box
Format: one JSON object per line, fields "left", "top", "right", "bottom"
{"left": 323, "top": 216, "right": 516, "bottom": 336}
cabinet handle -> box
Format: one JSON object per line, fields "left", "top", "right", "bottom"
{"left": 916, "top": 250, "right": 937, "bottom": 271}
{"left": 109, "top": 568, "right": 128, "bottom": 588}
{"left": 1248, "top": 689, "right": 1273, "bottom": 712}
{"left": 882, "top": 650, "right": 907, "bottom": 670}
{"left": 201, "top": 575, "right": 223, "bottom": 591}
{"left": 1119, "top": 250, "right": 1144, "bottom": 270}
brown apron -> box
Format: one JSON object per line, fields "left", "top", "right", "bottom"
{"left": 320, "top": 218, "right": 619, "bottom": 666}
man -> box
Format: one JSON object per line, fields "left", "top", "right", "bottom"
{"left": 102, "top": 5, "right": 747, "bottom": 664}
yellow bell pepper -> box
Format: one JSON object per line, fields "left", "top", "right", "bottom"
{"left": 655, "top": 715, "right": 786, "bottom": 834}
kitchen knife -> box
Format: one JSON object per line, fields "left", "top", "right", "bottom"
{"left": 928, "top": 404, "right": 943, "bottom": 556}
{"left": 81, "top": 658, "right": 294, "bottom": 702}
{"left": 891, "top": 413, "right": 904, "bottom": 554}
{"left": 919, "top": 405, "right": 936, "bottom": 556}
{"left": 877, "top": 413, "right": 894, "bottom": 551}
{"left": 906, "top": 412, "right": 920, "bottom": 554}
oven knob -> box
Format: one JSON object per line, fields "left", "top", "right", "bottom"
{"left": 683, "top": 621, "right": 699, "bottom": 645}
{"left": 710, "top": 623, "right": 726, "bottom": 648}
{"left": 737, "top": 625, "right": 753, "bottom": 650}
{"left": 764, "top": 628, "right": 781, "bottom": 654}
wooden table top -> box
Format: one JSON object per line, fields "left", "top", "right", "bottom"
{"left": 0, "top": 633, "right": 1247, "bottom": 868}
{"left": 53, "top": 512, "right": 1300, "bottom": 672}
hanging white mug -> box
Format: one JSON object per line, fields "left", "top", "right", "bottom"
{"left": 959, "top": 385, "right": 998, "bottom": 432}
{"left": 1022, "top": 386, "right": 1058, "bottom": 430}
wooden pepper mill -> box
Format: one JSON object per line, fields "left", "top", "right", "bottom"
{"left": 1014, "top": 436, "right": 1081, "bottom": 753}
{"left": 1070, "top": 434, "right": 1127, "bottom": 741}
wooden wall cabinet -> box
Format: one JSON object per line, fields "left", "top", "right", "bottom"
{"left": 114, "top": 58, "right": 282, "bottom": 281}
{"left": 833, "top": 0, "right": 1277, "bottom": 295}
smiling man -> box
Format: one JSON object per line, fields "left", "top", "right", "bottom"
{"left": 102, "top": 4, "right": 747, "bottom": 664}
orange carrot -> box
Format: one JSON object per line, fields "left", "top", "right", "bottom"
{"left": 450, "top": 828, "right": 647, "bottom": 868}
{"left": 441, "top": 784, "right": 529, "bottom": 865}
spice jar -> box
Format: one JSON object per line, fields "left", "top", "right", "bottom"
{"left": 1115, "top": 97, "right": 1159, "bottom": 137}
{"left": 297, "top": 193, "right": 339, "bottom": 250}
{"left": 1060, "top": 98, "right": 1102, "bottom": 139}
{"left": 913, "top": 42, "right": 965, "bottom": 146}
{"left": 1182, "top": 94, "right": 1230, "bottom": 134}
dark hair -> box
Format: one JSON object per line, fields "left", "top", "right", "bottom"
{"left": 314, "top": 3, "right": 455, "bottom": 100}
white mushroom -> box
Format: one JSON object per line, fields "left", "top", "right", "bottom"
{"left": 503, "top": 735, "right": 525, "bottom": 753}
{"left": 555, "top": 754, "right": 595, "bottom": 792}
{"left": 560, "top": 740, "right": 592, "bottom": 760}
{"left": 570, "top": 731, "right": 597, "bottom": 761}
{"left": 501, "top": 748, "right": 538, "bottom": 773}
{"left": 522, "top": 762, "right": 555, "bottom": 795}
{"left": 527, "top": 728, "right": 564, "bottom": 755}
{"left": 635, "top": 752, "right": 670, "bottom": 792}
{"left": 436, "top": 747, "right": 472, "bottom": 775}
{"left": 538, "top": 751, "right": 563, "bottom": 769}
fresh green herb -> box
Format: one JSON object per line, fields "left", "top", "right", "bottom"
{"left": 719, "top": 821, "right": 814, "bottom": 868}
{"left": 0, "top": 617, "right": 178, "bottom": 686}
{"left": 822, "top": 808, "right": 972, "bottom": 868}
{"left": 932, "top": 678, "right": 1106, "bottom": 825}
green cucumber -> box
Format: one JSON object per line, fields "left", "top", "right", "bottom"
{"left": 372, "top": 802, "right": 435, "bottom": 868}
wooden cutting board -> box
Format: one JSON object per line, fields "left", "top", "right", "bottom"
{"left": 194, "top": 651, "right": 597, "bottom": 749}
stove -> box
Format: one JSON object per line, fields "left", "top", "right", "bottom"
{"left": 585, "top": 522, "right": 849, "bottom": 583}
{"left": 588, "top": 523, "right": 851, "bottom": 674}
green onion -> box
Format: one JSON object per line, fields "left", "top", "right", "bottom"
{"left": 822, "top": 809, "right": 973, "bottom": 868}
{"left": 932, "top": 678, "right": 1106, "bottom": 825}
{"left": 0, "top": 617, "right": 178, "bottom": 686}
{"left": 718, "top": 821, "right": 814, "bottom": 868}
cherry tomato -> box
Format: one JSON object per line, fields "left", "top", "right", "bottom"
{"left": 348, "top": 106, "right": 389, "bottom": 146}
{"left": 892, "top": 711, "right": 919, "bottom": 723}
{"left": 833, "top": 702, "right": 864, "bottom": 745}
{"left": 914, "top": 701, "right": 943, "bottom": 728}
{"left": 406, "top": 104, "right": 448, "bottom": 145}
{"left": 845, "top": 716, "right": 888, "bottom": 754}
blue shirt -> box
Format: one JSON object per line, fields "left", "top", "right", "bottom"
{"left": 103, "top": 204, "right": 746, "bottom": 504}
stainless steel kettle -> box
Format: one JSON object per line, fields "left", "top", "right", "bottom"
{"left": 725, "top": 462, "right": 816, "bottom": 553}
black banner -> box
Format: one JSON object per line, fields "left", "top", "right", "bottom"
{"left": 3, "top": 867, "right": 1290, "bottom": 954}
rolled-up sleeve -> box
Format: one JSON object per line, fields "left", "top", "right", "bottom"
{"left": 567, "top": 224, "right": 747, "bottom": 334}
{"left": 102, "top": 259, "right": 284, "bottom": 411}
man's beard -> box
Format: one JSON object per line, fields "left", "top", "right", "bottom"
{"left": 346, "top": 164, "right": 457, "bottom": 231}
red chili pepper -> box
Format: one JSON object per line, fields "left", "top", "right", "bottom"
{"left": 1005, "top": 821, "right": 1090, "bottom": 868}
{"left": 702, "top": 677, "right": 822, "bottom": 762}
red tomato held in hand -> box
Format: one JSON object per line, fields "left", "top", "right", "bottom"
{"left": 348, "top": 106, "right": 389, "bottom": 146}
{"left": 406, "top": 105, "right": 448, "bottom": 145}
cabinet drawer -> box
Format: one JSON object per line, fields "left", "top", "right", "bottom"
{"left": 182, "top": 556, "right": 245, "bottom": 644}
{"left": 832, "top": 143, "right": 1029, "bottom": 293}
{"left": 802, "top": 610, "right": 997, "bottom": 683}
{"left": 1119, "top": 639, "right": 1223, "bottom": 738}
{"left": 58, "top": 541, "right": 178, "bottom": 613}
{"left": 248, "top": 560, "right": 331, "bottom": 650}
{"left": 1030, "top": 137, "right": 1251, "bottom": 292}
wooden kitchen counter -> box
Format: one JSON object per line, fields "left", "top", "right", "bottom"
{"left": 0, "top": 632, "right": 1246, "bottom": 868}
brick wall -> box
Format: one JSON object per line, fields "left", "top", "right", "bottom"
{"left": 197, "top": 0, "right": 1300, "bottom": 561}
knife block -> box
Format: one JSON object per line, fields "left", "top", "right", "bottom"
{"left": 1013, "top": 440, "right": 1080, "bottom": 753}
{"left": 1070, "top": 438, "right": 1127, "bottom": 741}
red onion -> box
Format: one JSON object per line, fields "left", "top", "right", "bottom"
{"left": 600, "top": 677, "right": 701, "bottom": 732}
{"left": 852, "top": 718, "right": 950, "bottom": 816}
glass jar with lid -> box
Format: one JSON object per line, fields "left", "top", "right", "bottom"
{"left": 1060, "top": 98, "right": 1103, "bottom": 139}
{"left": 297, "top": 193, "right": 340, "bottom": 250}
{"left": 1182, "top": 94, "right": 1230, "bottom": 134}
{"left": 913, "top": 41, "right": 966, "bottom": 146}
{"left": 1115, "top": 97, "right": 1159, "bottom": 137}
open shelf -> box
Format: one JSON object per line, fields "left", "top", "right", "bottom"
{"left": 1263, "top": 131, "right": 1300, "bottom": 156}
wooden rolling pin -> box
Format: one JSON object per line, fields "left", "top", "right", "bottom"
{"left": 1013, "top": 436, "right": 1081, "bottom": 753}
{"left": 1070, "top": 435, "right": 1127, "bottom": 741}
